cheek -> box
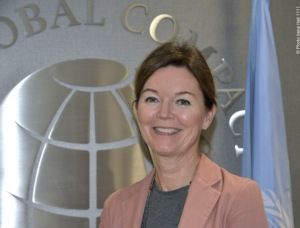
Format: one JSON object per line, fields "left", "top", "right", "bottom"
{"left": 136, "top": 108, "right": 154, "bottom": 144}
{"left": 178, "top": 111, "right": 204, "bottom": 126}
{"left": 136, "top": 106, "right": 153, "bottom": 127}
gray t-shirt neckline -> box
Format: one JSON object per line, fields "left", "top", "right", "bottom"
{"left": 141, "top": 181, "right": 189, "bottom": 228}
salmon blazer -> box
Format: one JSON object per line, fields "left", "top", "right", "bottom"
{"left": 99, "top": 154, "right": 268, "bottom": 228}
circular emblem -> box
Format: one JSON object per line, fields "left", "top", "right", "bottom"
{"left": 0, "top": 59, "right": 147, "bottom": 228}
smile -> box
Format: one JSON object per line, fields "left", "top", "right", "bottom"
{"left": 153, "top": 127, "right": 181, "bottom": 135}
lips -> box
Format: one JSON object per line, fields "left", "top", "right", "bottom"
{"left": 153, "top": 127, "right": 181, "bottom": 135}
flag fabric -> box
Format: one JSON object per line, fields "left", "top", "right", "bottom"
{"left": 242, "top": 0, "right": 294, "bottom": 227}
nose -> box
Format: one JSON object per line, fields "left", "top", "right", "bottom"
{"left": 157, "top": 101, "right": 174, "bottom": 119}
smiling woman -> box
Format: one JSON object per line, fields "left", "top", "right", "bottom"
{"left": 99, "top": 41, "right": 268, "bottom": 228}
{"left": 136, "top": 66, "right": 215, "bottom": 163}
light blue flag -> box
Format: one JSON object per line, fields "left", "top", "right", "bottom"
{"left": 242, "top": 0, "right": 294, "bottom": 227}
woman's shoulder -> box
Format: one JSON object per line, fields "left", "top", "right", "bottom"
{"left": 198, "top": 154, "right": 258, "bottom": 189}
{"left": 200, "top": 154, "right": 261, "bottom": 196}
{"left": 221, "top": 166, "right": 260, "bottom": 192}
{"left": 217, "top": 166, "right": 263, "bottom": 207}
{"left": 103, "top": 170, "right": 154, "bottom": 206}
{"left": 218, "top": 167, "right": 267, "bottom": 226}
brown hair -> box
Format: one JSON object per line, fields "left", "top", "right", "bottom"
{"left": 134, "top": 41, "right": 217, "bottom": 110}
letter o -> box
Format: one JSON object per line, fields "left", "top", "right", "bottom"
{"left": 149, "top": 14, "right": 178, "bottom": 43}
{"left": 0, "top": 17, "right": 18, "bottom": 48}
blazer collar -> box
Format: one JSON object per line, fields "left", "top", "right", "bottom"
{"left": 120, "top": 154, "right": 222, "bottom": 228}
{"left": 120, "top": 169, "right": 155, "bottom": 228}
{"left": 178, "top": 154, "right": 222, "bottom": 228}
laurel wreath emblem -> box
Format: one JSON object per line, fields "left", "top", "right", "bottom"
{"left": 262, "top": 190, "right": 293, "bottom": 228}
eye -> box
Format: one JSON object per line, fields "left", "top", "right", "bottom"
{"left": 176, "top": 99, "right": 191, "bottom": 106}
{"left": 144, "top": 96, "right": 159, "bottom": 103}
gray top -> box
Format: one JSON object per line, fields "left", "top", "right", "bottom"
{"left": 141, "top": 181, "right": 189, "bottom": 228}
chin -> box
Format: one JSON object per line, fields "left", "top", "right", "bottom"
{"left": 151, "top": 146, "right": 179, "bottom": 157}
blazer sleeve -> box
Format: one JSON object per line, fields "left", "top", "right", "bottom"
{"left": 227, "top": 180, "right": 268, "bottom": 228}
{"left": 99, "top": 196, "right": 113, "bottom": 228}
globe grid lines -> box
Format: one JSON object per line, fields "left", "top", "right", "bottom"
{"left": 6, "top": 63, "right": 139, "bottom": 228}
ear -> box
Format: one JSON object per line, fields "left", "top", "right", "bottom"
{"left": 202, "top": 105, "right": 217, "bottom": 130}
{"left": 132, "top": 100, "right": 138, "bottom": 118}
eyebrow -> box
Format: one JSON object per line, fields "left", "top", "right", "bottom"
{"left": 141, "top": 88, "right": 196, "bottom": 97}
{"left": 175, "top": 91, "right": 196, "bottom": 97}
{"left": 141, "top": 88, "right": 157, "bottom": 94}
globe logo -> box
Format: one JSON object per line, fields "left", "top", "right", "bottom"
{"left": 0, "top": 59, "right": 147, "bottom": 228}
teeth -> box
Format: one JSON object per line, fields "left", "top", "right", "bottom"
{"left": 154, "top": 127, "right": 180, "bottom": 134}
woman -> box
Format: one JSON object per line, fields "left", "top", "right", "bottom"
{"left": 99, "top": 41, "right": 268, "bottom": 228}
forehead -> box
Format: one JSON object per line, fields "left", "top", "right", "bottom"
{"left": 143, "top": 66, "right": 200, "bottom": 92}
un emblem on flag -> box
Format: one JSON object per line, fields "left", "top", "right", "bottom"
{"left": 0, "top": 59, "right": 147, "bottom": 228}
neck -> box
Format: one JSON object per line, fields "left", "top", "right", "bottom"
{"left": 153, "top": 153, "right": 201, "bottom": 191}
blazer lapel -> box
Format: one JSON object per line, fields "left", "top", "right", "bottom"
{"left": 121, "top": 170, "right": 155, "bottom": 228}
{"left": 178, "top": 155, "right": 222, "bottom": 228}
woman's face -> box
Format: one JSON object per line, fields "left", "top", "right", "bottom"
{"left": 136, "top": 65, "right": 215, "bottom": 158}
